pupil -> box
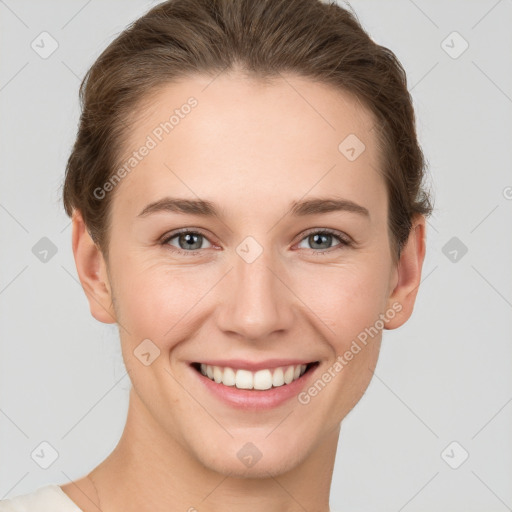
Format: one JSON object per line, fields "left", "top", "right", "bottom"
{"left": 177, "top": 233, "right": 333, "bottom": 251}
{"left": 311, "top": 233, "right": 331, "bottom": 250}
{"left": 180, "top": 233, "right": 201, "bottom": 250}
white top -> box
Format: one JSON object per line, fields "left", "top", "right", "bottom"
{"left": 0, "top": 485, "right": 83, "bottom": 512}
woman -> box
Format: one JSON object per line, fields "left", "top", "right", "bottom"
{"left": 1, "top": 0, "right": 432, "bottom": 510}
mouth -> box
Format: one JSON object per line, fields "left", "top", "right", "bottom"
{"left": 190, "top": 361, "right": 319, "bottom": 391}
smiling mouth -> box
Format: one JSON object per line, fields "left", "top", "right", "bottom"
{"left": 191, "top": 361, "right": 319, "bottom": 390}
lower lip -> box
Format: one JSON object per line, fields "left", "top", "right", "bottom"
{"left": 191, "top": 364, "right": 319, "bottom": 410}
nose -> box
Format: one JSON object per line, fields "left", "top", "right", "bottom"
{"left": 215, "top": 248, "right": 295, "bottom": 342}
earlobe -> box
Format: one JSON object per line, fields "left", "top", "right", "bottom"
{"left": 384, "top": 214, "right": 427, "bottom": 330}
{"left": 71, "top": 210, "right": 117, "bottom": 324}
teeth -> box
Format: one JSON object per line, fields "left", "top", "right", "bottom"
{"left": 272, "top": 367, "right": 284, "bottom": 387}
{"left": 235, "top": 369, "right": 253, "bottom": 389}
{"left": 223, "top": 366, "right": 236, "bottom": 386}
{"left": 197, "top": 363, "right": 310, "bottom": 390}
{"left": 253, "top": 369, "right": 273, "bottom": 390}
{"left": 213, "top": 366, "right": 223, "bottom": 383}
{"left": 284, "top": 365, "right": 294, "bottom": 384}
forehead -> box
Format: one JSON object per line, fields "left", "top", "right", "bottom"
{"left": 111, "top": 72, "right": 385, "bottom": 221}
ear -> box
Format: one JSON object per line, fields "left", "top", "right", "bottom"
{"left": 71, "top": 210, "right": 117, "bottom": 324}
{"left": 384, "top": 214, "right": 427, "bottom": 330}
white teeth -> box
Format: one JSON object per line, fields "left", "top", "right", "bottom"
{"left": 213, "top": 366, "right": 223, "bottom": 383}
{"left": 223, "top": 367, "right": 236, "bottom": 386}
{"left": 283, "top": 365, "right": 294, "bottom": 384}
{"left": 253, "top": 369, "right": 273, "bottom": 390}
{"left": 235, "top": 369, "right": 253, "bottom": 389}
{"left": 197, "top": 363, "right": 311, "bottom": 390}
{"left": 272, "top": 367, "right": 284, "bottom": 387}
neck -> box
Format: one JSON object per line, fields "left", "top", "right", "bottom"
{"left": 88, "top": 387, "right": 339, "bottom": 512}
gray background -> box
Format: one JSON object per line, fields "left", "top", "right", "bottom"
{"left": 1, "top": 0, "right": 511, "bottom": 510}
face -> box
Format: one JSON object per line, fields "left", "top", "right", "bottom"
{"left": 75, "top": 71, "right": 425, "bottom": 478}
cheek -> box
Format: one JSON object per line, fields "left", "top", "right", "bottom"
{"left": 291, "top": 260, "right": 390, "bottom": 348}
{"left": 112, "top": 261, "right": 222, "bottom": 345}
{"left": 293, "top": 264, "right": 387, "bottom": 421}
{"left": 112, "top": 245, "right": 392, "bottom": 356}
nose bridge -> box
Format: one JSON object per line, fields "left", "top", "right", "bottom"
{"left": 216, "top": 243, "right": 293, "bottom": 340}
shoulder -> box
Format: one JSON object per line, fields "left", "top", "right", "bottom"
{"left": 0, "top": 485, "right": 83, "bottom": 512}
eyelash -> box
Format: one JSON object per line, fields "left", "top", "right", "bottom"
{"left": 160, "top": 227, "right": 352, "bottom": 257}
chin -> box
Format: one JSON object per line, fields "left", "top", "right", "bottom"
{"left": 194, "top": 442, "right": 306, "bottom": 479}
{"left": 176, "top": 424, "right": 313, "bottom": 479}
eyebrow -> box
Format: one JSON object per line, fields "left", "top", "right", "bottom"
{"left": 137, "top": 196, "right": 370, "bottom": 219}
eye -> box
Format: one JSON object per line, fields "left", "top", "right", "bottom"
{"left": 160, "top": 227, "right": 351, "bottom": 257}
{"left": 161, "top": 229, "right": 213, "bottom": 254}
{"left": 296, "top": 229, "right": 351, "bottom": 253}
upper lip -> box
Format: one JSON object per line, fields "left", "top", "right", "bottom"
{"left": 192, "top": 359, "right": 317, "bottom": 371}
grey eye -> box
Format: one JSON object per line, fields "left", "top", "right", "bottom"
{"left": 167, "top": 232, "right": 212, "bottom": 251}
{"left": 297, "top": 232, "right": 344, "bottom": 251}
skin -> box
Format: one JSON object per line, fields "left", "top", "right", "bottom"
{"left": 61, "top": 71, "right": 426, "bottom": 512}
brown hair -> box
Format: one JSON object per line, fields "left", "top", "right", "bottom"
{"left": 62, "top": 0, "right": 433, "bottom": 263}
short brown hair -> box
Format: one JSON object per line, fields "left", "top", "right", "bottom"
{"left": 62, "top": 0, "right": 433, "bottom": 263}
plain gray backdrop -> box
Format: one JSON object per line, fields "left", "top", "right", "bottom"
{"left": 1, "top": 1, "right": 511, "bottom": 510}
